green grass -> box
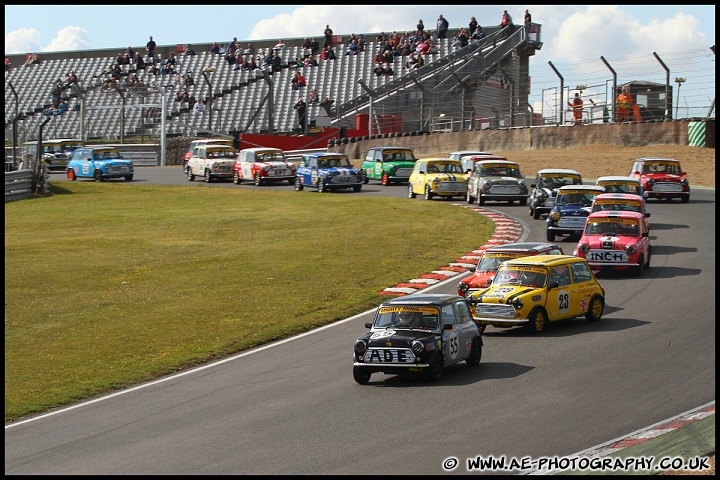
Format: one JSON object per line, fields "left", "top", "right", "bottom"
{"left": 4, "top": 181, "right": 494, "bottom": 421}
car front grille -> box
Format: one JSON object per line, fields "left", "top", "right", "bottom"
{"left": 475, "top": 304, "right": 516, "bottom": 318}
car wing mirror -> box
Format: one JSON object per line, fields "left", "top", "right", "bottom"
{"left": 645, "top": 212, "right": 650, "bottom": 217}
{"left": 468, "top": 266, "right": 476, "bottom": 273}
{"left": 549, "top": 280, "right": 559, "bottom": 289}
{"left": 364, "top": 322, "right": 372, "bottom": 329}
{"left": 642, "top": 231, "right": 649, "bottom": 237}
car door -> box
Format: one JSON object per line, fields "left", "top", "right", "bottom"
{"left": 439, "top": 303, "right": 462, "bottom": 365}
{"left": 453, "top": 300, "right": 477, "bottom": 360}
{"left": 241, "top": 153, "right": 256, "bottom": 179}
{"left": 547, "top": 265, "right": 578, "bottom": 321}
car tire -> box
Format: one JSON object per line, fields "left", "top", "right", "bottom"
{"left": 425, "top": 353, "right": 444, "bottom": 381}
{"left": 585, "top": 295, "right": 604, "bottom": 321}
{"left": 681, "top": 195, "right": 690, "bottom": 203}
{"left": 634, "top": 254, "right": 645, "bottom": 276}
{"left": 424, "top": 184, "right": 434, "bottom": 200}
{"left": 187, "top": 170, "right": 195, "bottom": 181}
{"left": 294, "top": 177, "right": 304, "bottom": 191}
{"left": 317, "top": 178, "right": 326, "bottom": 193}
{"left": 525, "top": 307, "right": 547, "bottom": 334}
{"left": 466, "top": 189, "right": 475, "bottom": 204}
{"left": 93, "top": 170, "right": 103, "bottom": 182}
{"left": 546, "top": 229, "right": 556, "bottom": 242}
{"left": 408, "top": 183, "right": 416, "bottom": 198}
{"left": 353, "top": 366, "right": 372, "bottom": 385}
{"left": 204, "top": 169, "right": 212, "bottom": 183}
{"left": 124, "top": 174, "right": 133, "bottom": 181}
{"left": 478, "top": 194, "right": 485, "bottom": 206}
{"left": 533, "top": 206, "right": 541, "bottom": 219}
{"left": 381, "top": 172, "right": 389, "bottom": 185}
{"left": 233, "top": 172, "right": 242, "bottom": 185}
{"left": 254, "top": 172, "right": 263, "bottom": 186}
{"left": 519, "top": 197, "right": 527, "bottom": 206}
{"left": 465, "top": 337, "right": 483, "bottom": 366}
{"left": 353, "top": 184, "right": 362, "bottom": 192}
{"left": 67, "top": 169, "right": 76, "bottom": 181}
{"left": 362, "top": 175, "right": 369, "bottom": 185}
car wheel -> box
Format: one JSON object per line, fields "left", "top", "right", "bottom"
{"left": 317, "top": 178, "right": 326, "bottom": 193}
{"left": 353, "top": 184, "right": 362, "bottom": 192}
{"left": 381, "top": 172, "right": 390, "bottom": 185}
{"left": 254, "top": 172, "right": 263, "bottom": 186}
{"left": 585, "top": 295, "right": 604, "bottom": 321}
{"left": 288, "top": 178, "right": 295, "bottom": 185}
{"left": 294, "top": 176, "right": 304, "bottom": 191}
{"left": 67, "top": 169, "right": 76, "bottom": 181}
{"left": 519, "top": 197, "right": 527, "bottom": 206}
{"left": 187, "top": 169, "right": 195, "bottom": 181}
{"left": 425, "top": 353, "right": 444, "bottom": 381}
{"left": 466, "top": 189, "right": 475, "bottom": 204}
{"left": 362, "top": 175, "right": 369, "bottom": 185}
{"left": 233, "top": 172, "right": 242, "bottom": 185}
{"left": 93, "top": 170, "right": 103, "bottom": 182}
{"left": 525, "top": 307, "right": 547, "bottom": 334}
{"left": 424, "top": 184, "right": 434, "bottom": 200}
{"left": 353, "top": 366, "right": 371, "bottom": 385}
{"left": 465, "top": 337, "right": 483, "bottom": 366}
{"left": 634, "top": 255, "right": 645, "bottom": 276}
{"left": 124, "top": 174, "right": 133, "bottom": 181}
{"left": 533, "top": 206, "right": 541, "bottom": 219}
{"left": 546, "top": 229, "right": 556, "bottom": 242}
{"left": 681, "top": 195, "right": 690, "bottom": 203}
{"left": 204, "top": 169, "right": 212, "bottom": 183}
{"left": 478, "top": 194, "right": 485, "bottom": 206}
{"left": 408, "top": 183, "right": 416, "bottom": 198}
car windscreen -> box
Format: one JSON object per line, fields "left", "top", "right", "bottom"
{"left": 493, "top": 267, "right": 547, "bottom": 287}
{"left": 585, "top": 219, "right": 639, "bottom": 236}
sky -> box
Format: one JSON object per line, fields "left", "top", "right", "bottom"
{"left": 4, "top": 5, "right": 716, "bottom": 117}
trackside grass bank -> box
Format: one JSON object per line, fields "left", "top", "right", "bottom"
{"left": 4, "top": 182, "right": 494, "bottom": 421}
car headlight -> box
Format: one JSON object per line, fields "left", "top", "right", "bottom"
{"left": 680, "top": 178, "right": 688, "bottom": 186}
{"left": 389, "top": 165, "right": 397, "bottom": 174}
{"left": 465, "top": 294, "right": 478, "bottom": 308}
{"left": 625, "top": 244, "right": 637, "bottom": 255}
{"left": 354, "top": 339, "right": 367, "bottom": 355}
{"left": 550, "top": 211, "right": 560, "bottom": 221}
{"left": 578, "top": 243, "right": 590, "bottom": 254}
{"left": 482, "top": 182, "right": 492, "bottom": 191}
{"left": 411, "top": 340, "right": 425, "bottom": 356}
{"left": 458, "top": 282, "right": 469, "bottom": 295}
{"left": 519, "top": 181, "right": 528, "bottom": 192}
{"left": 646, "top": 179, "right": 655, "bottom": 188}
{"left": 512, "top": 297, "right": 523, "bottom": 309}
{"left": 262, "top": 165, "right": 270, "bottom": 172}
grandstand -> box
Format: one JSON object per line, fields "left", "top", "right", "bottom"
{"left": 5, "top": 24, "right": 542, "bottom": 144}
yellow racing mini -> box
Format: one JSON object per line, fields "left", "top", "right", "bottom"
{"left": 466, "top": 255, "right": 605, "bottom": 334}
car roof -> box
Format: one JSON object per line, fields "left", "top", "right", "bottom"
{"left": 593, "top": 192, "right": 645, "bottom": 201}
{"left": 485, "top": 242, "right": 561, "bottom": 253}
{"left": 634, "top": 157, "right": 681, "bottom": 163}
{"left": 537, "top": 168, "right": 582, "bottom": 175}
{"left": 557, "top": 185, "right": 605, "bottom": 192}
{"left": 241, "top": 147, "right": 283, "bottom": 153}
{"left": 370, "top": 146, "right": 414, "bottom": 151}
{"left": 450, "top": 151, "right": 492, "bottom": 155}
{"left": 596, "top": 176, "right": 641, "bottom": 183}
{"left": 306, "top": 152, "right": 348, "bottom": 158}
{"left": 419, "top": 158, "right": 460, "bottom": 163}
{"left": 502, "top": 254, "right": 586, "bottom": 267}
{"left": 380, "top": 293, "right": 464, "bottom": 308}
{"left": 587, "top": 210, "right": 645, "bottom": 220}
{"left": 475, "top": 159, "right": 518, "bottom": 166}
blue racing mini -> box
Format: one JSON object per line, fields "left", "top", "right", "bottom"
{"left": 67, "top": 147, "right": 134, "bottom": 181}
{"left": 294, "top": 152, "right": 364, "bottom": 192}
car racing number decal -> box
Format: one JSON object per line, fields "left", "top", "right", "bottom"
{"left": 556, "top": 289, "right": 570, "bottom": 314}
{"left": 443, "top": 329, "right": 460, "bottom": 361}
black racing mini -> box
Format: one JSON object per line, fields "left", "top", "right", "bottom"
{"left": 353, "top": 294, "right": 482, "bottom": 384}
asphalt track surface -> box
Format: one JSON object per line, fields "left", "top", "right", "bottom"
{"left": 5, "top": 168, "right": 715, "bottom": 475}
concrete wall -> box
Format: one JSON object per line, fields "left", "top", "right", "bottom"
{"left": 330, "top": 119, "right": 715, "bottom": 160}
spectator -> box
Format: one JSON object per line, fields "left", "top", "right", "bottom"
{"left": 115, "top": 52, "right": 125, "bottom": 65}
{"left": 501, "top": 10, "right": 513, "bottom": 38}
{"left": 356, "top": 34, "right": 366, "bottom": 52}
{"left": 126, "top": 46, "right": 135, "bottom": 59}
{"left": 245, "top": 43, "right": 255, "bottom": 58}
{"left": 323, "top": 25, "right": 333, "bottom": 50}
{"left": 291, "top": 72, "right": 306, "bottom": 91}
{"left": 346, "top": 39, "right": 359, "bottom": 56}
{"left": 184, "top": 44, "right": 196, "bottom": 56}
{"left": 302, "top": 37, "right": 313, "bottom": 58}
{"left": 454, "top": 28, "right": 470, "bottom": 48}
{"left": 319, "top": 96, "right": 334, "bottom": 115}
{"left": 616, "top": 86, "right": 634, "bottom": 122}
{"left": 273, "top": 39, "right": 285, "bottom": 54}
{"left": 293, "top": 98, "right": 307, "bottom": 131}
{"left": 310, "top": 37, "right": 320, "bottom": 56}
{"left": 308, "top": 87, "right": 319, "bottom": 104}
{"left": 417, "top": 19, "right": 425, "bottom": 33}
{"left": 54, "top": 100, "right": 68, "bottom": 115}
{"left": 227, "top": 37, "right": 238, "bottom": 54}
{"left": 184, "top": 71, "right": 195, "bottom": 86}
{"left": 194, "top": 99, "right": 205, "bottom": 114}
{"left": 413, "top": 53, "right": 424, "bottom": 69}
{"left": 293, "top": 56, "right": 305, "bottom": 69}
{"left": 382, "top": 48, "right": 393, "bottom": 64}
{"left": 175, "top": 87, "right": 190, "bottom": 103}
{"left": 233, "top": 56, "right": 246, "bottom": 71}
{"left": 66, "top": 71, "right": 78, "bottom": 86}
{"left": 405, "top": 52, "right": 418, "bottom": 69}
{"left": 384, "top": 62, "right": 394, "bottom": 76}
{"left": 134, "top": 51, "right": 146, "bottom": 70}
{"left": 225, "top": 48, "right": 236, "bottom": 65}
{"left": 320, "top": 45, "right": 336, "bottom": 61}
{"left": 437, "top": 14, "right": 449, "bottom": 39}
{"left": 472, "top": 23, "right": 485, "bottom": 40}
{"left": 24, "top": 53, "right": 39, "bottom": 66}
{"left": 5, "top": 56, "right": 11, "bottom": 71}
{"left": 244, "top": 58, "right": 258, "bottom": 70}
{"left": 524, "top": 9, "right": 532, "bottom": 30}
{"left": 147, "top": 62, "right": 159, "bottom": 75}
{"left": 146, "top": 36, "right": 156, "bottom": 60}
{"left": 271, "top": 52, "right": 283, "bottom": 73}
{"left": 210, "top": 42, "right": 221, "bottom": 55}
{"left": 469, "top": 17, "right": 478, "bottom": 37}
{"left": 304, "top": 54, "right": 318, "bottom": 68}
